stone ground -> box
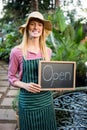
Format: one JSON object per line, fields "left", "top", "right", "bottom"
{"left": 0, "top": 61, "right": 18, "bottom": 130}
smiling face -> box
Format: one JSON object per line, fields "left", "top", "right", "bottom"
{"left": 28, "top": 18, "right": 44, "bottom": 38}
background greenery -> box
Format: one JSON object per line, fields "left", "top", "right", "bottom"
{"left": 0, "top": 0, "right": 87, "bottom": 87}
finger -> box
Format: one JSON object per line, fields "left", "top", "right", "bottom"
{"left": 31, "top": 83, "right": 41, "bottom": 88}
{"left": 29, "top": 84, "right": 41, "bottom": 93}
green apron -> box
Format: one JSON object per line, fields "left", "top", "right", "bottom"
{"left": 19, "top": 58, "right": 57, "bottom": 130}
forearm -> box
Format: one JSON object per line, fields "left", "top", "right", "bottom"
{"left": 13, "top": 80, "right": 27, "bottom": 89}
{"left": 13, "top": 80, "right": 41, "bottom": 93}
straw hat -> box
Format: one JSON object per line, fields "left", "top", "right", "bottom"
{"left": 19, "top": 11, "right": 52, "bottom": 34}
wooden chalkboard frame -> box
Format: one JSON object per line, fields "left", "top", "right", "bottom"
{"left": 38, "top": 61, "right": 76, "bottom": 90}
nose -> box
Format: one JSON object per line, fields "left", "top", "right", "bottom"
{"left": 34, "top": 23, "right": 38, "bottom": 29}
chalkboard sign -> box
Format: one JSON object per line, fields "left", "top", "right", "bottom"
{"left": 38, "top": 61, "right": 76, "bottom": 90}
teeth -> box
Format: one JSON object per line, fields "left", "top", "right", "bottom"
{"left": 33, "top": 31, "right": 39, "bottom": 34}
{"left": 33, "top": 31, "right": 38, "bottom": 32}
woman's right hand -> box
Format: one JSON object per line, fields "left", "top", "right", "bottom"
{"left": 24, "top": 82, "right": 41, "bottom": 93}
{"left": 13, "top": 81, "right": 41, "bottom": 93}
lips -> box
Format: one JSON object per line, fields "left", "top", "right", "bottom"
{"left": 32, "top": 31, "right": 40, "bottom": 34}
{"left": 29, "top": 30, "right": 41, "bottom": 37}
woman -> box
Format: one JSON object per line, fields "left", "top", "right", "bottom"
{"left": 8, "top": 11, "right": 57, "bottom": 130}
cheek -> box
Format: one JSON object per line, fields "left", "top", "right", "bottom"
{"left": 41, "top": 26, "right": 43, "bottom": 32}
{"left": 28, "top": 26, "right": 33, "bottom": 31}
{"left": 28, "top": 24, "right": 34, "bottom": 30}
{"left": 28, "top": 30, "right": 32, "bottom": 36}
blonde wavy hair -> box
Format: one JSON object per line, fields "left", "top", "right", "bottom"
{"left": 17, "top": 25, "right": 51, "bottom": 61}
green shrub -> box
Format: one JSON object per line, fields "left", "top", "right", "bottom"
{"left": 0, "top": 32, "right": 21, "bottom": 62}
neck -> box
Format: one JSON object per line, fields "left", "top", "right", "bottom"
{"left": 28, "top": 37, "right": 39, "bottom": 45}
{"left": 27, "top": 38, "right": 40, "bottom": 53}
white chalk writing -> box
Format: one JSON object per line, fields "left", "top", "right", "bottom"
{"left": 42, "top": 65, "right": 71, "bottom": 87}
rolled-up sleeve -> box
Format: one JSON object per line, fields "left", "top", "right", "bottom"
{"left": 8, "top": 48, "right": 22, "bottom": 86}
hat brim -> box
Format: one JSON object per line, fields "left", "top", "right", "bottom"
{"left": 19, "top": 17, "right": 52, "bottom": 34}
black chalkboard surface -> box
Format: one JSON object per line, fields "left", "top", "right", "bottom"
{"left": 38, "top": 61, "right": 76, "bottom": 90}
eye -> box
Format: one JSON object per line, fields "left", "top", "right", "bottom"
{"left": 38, "top": 23, "right": 43, "bottom": 26}
{"left": 30, "top": 22, "right": 34, "bottom": 25}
